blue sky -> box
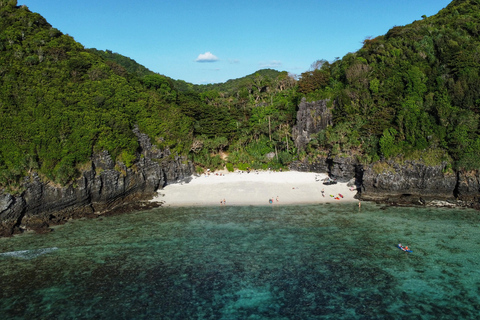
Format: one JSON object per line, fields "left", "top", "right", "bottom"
{"left": 23, "top": 0, "right": 452, "bottom": 84}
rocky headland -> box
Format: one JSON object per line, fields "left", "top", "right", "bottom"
{"left": 291, "top": 156, "right": 480, "bottom": 208}
{"left": 0, "top": 128, "right": 194, "bottom": 237}
{"left": 290, "top": 98, "right": 480, "bottom": 209}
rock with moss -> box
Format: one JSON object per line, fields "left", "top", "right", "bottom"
{"left": 0, "top": 130, "right": 194, "bottom": 237}
{"left": 292, "top": 98, "right": 332, "bottom": 151}
{"left": 360, "top": 160, "right": 457, "bottom": 204}
{"left": 456, "top": 170, "right": 480, "bottom": 205}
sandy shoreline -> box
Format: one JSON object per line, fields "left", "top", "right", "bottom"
{"left": 151, "top": 171, "right": 359, "bottom": 207}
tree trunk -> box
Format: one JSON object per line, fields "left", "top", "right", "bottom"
{"left": 268, "top": 116, "right": 271, "bottom": 141}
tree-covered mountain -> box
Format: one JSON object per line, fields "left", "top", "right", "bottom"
{"left": 0, "top": 1, "right": 194, "bottom": 191}
{"left": 95, "top": 49, "right": 300, "bottom": 171}
{"left": 2, "top": 0, "right": 480, "bottom": 196}
{"left": 297, "top": 0, "right": 480, "bottom": 170}
{"left": 0, "top": 0, "right": 299, "bottom": 193}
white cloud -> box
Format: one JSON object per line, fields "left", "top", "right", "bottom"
{"left": 195, "top": 52, "right": 219, "bottom": 62}
{"left": 259, "top": 60, "right": 282, "bottom": 68}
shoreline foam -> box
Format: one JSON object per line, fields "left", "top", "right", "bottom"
{"left": 151, "top": 171, "right": 359, "bottom": 207}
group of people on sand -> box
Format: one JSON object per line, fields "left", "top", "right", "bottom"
{"left": 220, "top": 198, "right": 226, "bottom": 205}
{"left": 269, "top": 196, "right": 279, "bottom": 204}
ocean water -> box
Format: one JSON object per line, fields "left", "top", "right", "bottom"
{"left": 0, "top": 203, "right": 479, "bottom": 319}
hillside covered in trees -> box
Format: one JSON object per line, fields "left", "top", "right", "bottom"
{"left": 2, "top": 0, "right": 480, "bottom": 194}
{"left": 296, "top": 0, "right": 480, "bottom": 170}
{"left": 0, "top": 0, "right": 298, "bottom": 193}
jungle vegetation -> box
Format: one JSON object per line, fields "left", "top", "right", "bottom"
{"left": 297, "top": 0, "right": 480, "bottom": 170}
{"left": 1, "top": 0, "right": 480, "bottom": 193}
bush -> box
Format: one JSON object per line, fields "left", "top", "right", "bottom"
{"left": 236, "top": 163, "right": 250, "bottom": 171}
{"left": 119, "top": 150, "right": 136, "bottom": 168}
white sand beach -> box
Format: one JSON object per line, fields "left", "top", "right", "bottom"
{"left": 151, "top": 171, "right": 359, "bottom": 207}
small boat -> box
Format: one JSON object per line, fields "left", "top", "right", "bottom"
{"left": 397, "top": 244, "right": 412, "bottom": 253}
{"left": 339, "top": 193, "right": 344, "bottom": 198}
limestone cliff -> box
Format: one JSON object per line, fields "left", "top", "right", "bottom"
{"left": 292, "top": 154, "right": 480, "bottom": 207}
{"left": 0, "top": 128, "right": 194, "bottom": 236}
{"left": 289, "top": 98, "right": 480, "bottom": 207}
{"left": 456, "top": 170, "right": 480, "bottom": 205}
{"left": 289, "top": 154, "right": 361, "bottom": 184}
{"left": 292, "top": 98, "right": 332, "bottom": 150}
{"left": 360, "top": 161, "right": 457, "bottom": 204}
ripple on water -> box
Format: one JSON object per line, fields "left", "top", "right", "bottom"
{"left": 0, "top": 203, "right": 479, "bottom": 318}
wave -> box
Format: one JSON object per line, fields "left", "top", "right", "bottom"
{"left": 0, "top": 247, "right": 58, "bottom": 260}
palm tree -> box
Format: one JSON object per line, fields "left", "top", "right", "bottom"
{"left": 279, "top": 123, "right": 291, "bottom": 152}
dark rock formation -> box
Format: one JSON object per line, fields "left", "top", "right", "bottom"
{"left": 456, "top": 170, "right": 480, "bottom": 205}
{"left": 329, "top": 155, "right": 360, "bottom": 182}
{"left": 288, "top": 97, "right": 480, "bottom": 207}
{"left": 0, "top": 128, "right": 194, "bottom": 237}
{"left": 291, "top": 153, "right": 480, "bottom": 207}
{"left": 290, "top": 153, "right": 361, "bottom": 184}
{"left": 292, "top": 98, "right": 332, "bottom": 150}
{"left": 289, "top": 156, "right": 330, "bottom": 174}
{"left": 359, "top": 161, "right": 458, "bottom": 204}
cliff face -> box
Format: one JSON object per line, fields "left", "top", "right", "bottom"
{"left": 360, "top": 161, "right": 457, "bottom": 203}
{"left": 292, "top": 154, "right": 480, "bottom": 207}
{"left": 292, "top": 98, "right": 332, "bottom": 150}
{"left": 456, "top": 171, "right": 480, "bottom": 204}
{"left": 289, "top": 154, "right": 361, "bottom": 184}
{"left": 290, "top": 99, "right": 480, "bottom": 207}
{"left": 0, "top": 128, "right": 194, "bottom": 237}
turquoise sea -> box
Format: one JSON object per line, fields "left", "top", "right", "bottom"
{"left": 0, "top": 203, "right": 479, "bottom": 319}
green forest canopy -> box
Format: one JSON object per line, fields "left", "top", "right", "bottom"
{"left": 296, "top": 0, "right": 480, "bottom": 169}
{"left": 2, "top": 0, "right": 480, "bottom": 193}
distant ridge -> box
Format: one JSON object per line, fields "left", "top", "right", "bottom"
{"left": 87, "top": 48, "right": 155, "bottom": 78}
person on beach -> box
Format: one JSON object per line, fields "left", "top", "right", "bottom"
{"left": 276, "top": 196, "right": 279, "bottom": 202}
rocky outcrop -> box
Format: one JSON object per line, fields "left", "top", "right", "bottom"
{"left": 359, "top": 161, "right": 458, "bottom": 205}
{"left": 329, "top": 155, "right": 361, "bottom": 182}
{"left": 292, "top": 98, "right": 332, "bottom": 150}
{"left": 456, "top": 170, "right": 480, "bottom": 205}
{"left": 289, "top": 156, "right": 330, "bottom": 174}
{"left": 292, "top": 153, "right": 480, "bottom": 207}
{"left": 290, "top": 153, "right": 361, "bottom": 184}
{"left": 0, "top": 128, "right": 194, "bottom": 237}
{"left": 289, "top": 96, "right": 480, "bottom": 207}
